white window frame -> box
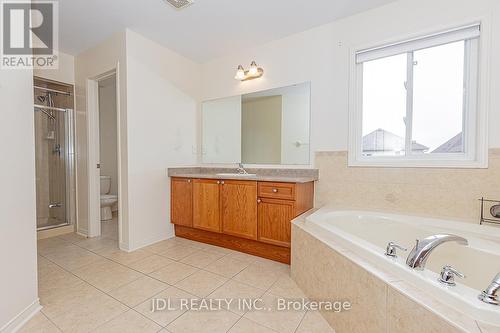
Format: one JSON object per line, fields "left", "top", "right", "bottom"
{"left": 348, "top": 22, "right": 489, "bottom": 168}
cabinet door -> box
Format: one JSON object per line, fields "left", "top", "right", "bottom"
{"left": 221, "top": 180, "right": 258, "bottom": 240}
{"left": 193, "top": 179, "right": 221, "bottom": 233}
{"left": 171, "top": 178, "right": 193, "bottom": 227}
{"left": 258, "top": 197, "right": 294, "bottom": 247}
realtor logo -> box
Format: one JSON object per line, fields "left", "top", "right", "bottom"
{"left": 1, "top": 0, "right": 58, "bottom": 69}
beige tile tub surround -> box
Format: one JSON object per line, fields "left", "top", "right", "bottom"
{"left": 315, "top": 149, "right": 500, "bottom": 223}
{"left": 291, "top": 218, "right": 500, "bottom": 333}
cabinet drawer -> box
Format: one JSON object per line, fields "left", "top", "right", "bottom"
{"left": 258, "top": 182, "right": 295, "bottom": 200}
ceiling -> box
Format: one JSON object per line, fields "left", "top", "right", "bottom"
{"left": 59, "top": 0, "right": 396, "bottom": 63}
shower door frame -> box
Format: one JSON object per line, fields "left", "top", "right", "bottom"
{"left": 34, "top": 83, "right": 76, "bottom": 231}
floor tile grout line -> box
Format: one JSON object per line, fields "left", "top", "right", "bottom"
{"left": 38, "top": 240, "right": 181, "bottom": 314}
{"left": 37, "top": 254, "right": 135, "bottom": 332}
{"left": 40, "top": 251, "right": 184, "bottom": 332}
{"left": 292, "top": 310, "right": 309, "bottom": 333}
{"left": 40, "top": 235, "right": 297, "bottom": 332}
{"left": 243, "top": 315, "right": 283, "bottom": 333}
{"left": 39, "top": 308, "right": 65, "bottom": 332}
{"left": 38, "top": 252, "right": 139, "bottom": 308}
{"left": 223, "top": 312, "right": 245, "bottom": 333}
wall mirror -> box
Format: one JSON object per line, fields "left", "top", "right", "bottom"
{"left": 201, "top": 82, "right": 311, "bottom": 165}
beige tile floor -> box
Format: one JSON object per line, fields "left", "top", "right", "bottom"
{"left": 25, "top": 217, "right": 334, "bottom": 333}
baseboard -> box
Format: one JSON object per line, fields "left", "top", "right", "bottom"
{"left": 77, "top": 227, "right": 88, "bottom": 237}
{"left": 122, "top": 231, "right": 174, "bottom": 252}
{"left": 0, "top": 299, "right": 41, "bottom": 333}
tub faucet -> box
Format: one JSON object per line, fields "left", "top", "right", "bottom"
{"left": 478, "top": 273, "right": 500, "bottom": 305}
{"left": 406, "top": 234, "right": 468, "bottom": 270}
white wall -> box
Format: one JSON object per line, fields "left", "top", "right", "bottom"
{"left": 74, "top": 30, "right": 199, "bottom": 250}
{"left": 98, "top": 76, "right": 118, "bottom": 195}
{"left": 34, "top": 51, "right": 75, "bottom": 84}
{"left": 200, "top": 0, "right": 500, "bottom": 160}
{"left": 75, "top": 32, "right": 129, "bottom": 245}
{"left": 0, "top": 70, "right": 40, "bottom": 331}
{"left": 125, "top": 30, "right": 199, "bottom": 249}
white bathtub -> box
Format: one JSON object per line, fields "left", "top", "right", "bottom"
{"left": 302, "top": 207, "right": 500, "bottom": 326}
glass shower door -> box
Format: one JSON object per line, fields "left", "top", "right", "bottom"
{"left": 35, "top": 106, "right": 68, "bottom": 230}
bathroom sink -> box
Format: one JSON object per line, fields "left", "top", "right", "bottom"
{"left": 216, "top": 173, "right": 257, "bottom": 178}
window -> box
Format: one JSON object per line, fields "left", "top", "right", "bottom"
{"left": 349, "top": 24, "right": 486, "bottom": 167}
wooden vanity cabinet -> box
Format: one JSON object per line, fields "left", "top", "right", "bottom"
{"left": 257, "top": 181, "right": 314, "bottom": 247}
{"left": 170, "top": 177, "right": 314, "bottom": 263}
{"left": 193, "top": 179, "right": 221, "bottom": 233}
{"left": 170, "top": 177, "right": 193, "bottom": 227}
{"left": 221, "top": 180, "right": 258, "bottom": 240}
{"left": 257, "top": 197, "right": 294, "bottom": 247}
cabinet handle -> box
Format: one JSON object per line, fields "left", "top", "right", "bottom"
{"left": 272, "top": 188, "right": 278, "bottom": 193}
{"left": 257, "top": 198, "right": 262, "bottom": 203}
{"left": 221, "top": 181, "right": 225, "bottom": 185}
{"left": 187, "top": 179, "right": 191, "bottom": 183}
{"left": 216, "top": 181, "right": 221, "bottom": 184}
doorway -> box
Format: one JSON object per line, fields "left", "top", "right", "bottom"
{"left": 86, "top": 69, "right": 122, "bottom": 246}
{"left": 98, "top": 75, "right": 118, "bottom": 241}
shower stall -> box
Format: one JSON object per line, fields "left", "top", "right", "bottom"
{"left": 34, "top": 77, "right": 75, "bottom": 231}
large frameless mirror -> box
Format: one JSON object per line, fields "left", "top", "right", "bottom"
{"left": 201, "top": 82, "right": 311, "bottom": 165}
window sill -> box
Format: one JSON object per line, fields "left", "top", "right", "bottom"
{"left": 347, "top": 156, "right": 488, "bottom": 169}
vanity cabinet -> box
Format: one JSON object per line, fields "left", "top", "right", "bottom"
{"left": 193, "top": 179, "right": 221, "bottom": 232}
{"left": 257, "top": 181, "right": 314, "bottom": 247}
{"left": 170, "top": 177, "right": 314, "bottom": 263}
{"left": 170, "top": 177, "right": 193, "bottom": 227}
{"left": 221, "top": 180, "right": 258, "bottom": 240}
{"left": 258, "top": 198, "right": 294, "bottom": 247}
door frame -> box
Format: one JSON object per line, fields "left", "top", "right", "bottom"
{"left": 86, "top": 66, "right": 123, "bottom": 243}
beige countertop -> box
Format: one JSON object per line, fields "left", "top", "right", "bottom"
{"left": 168, "top": 167, "right": 319, "bottom": 183}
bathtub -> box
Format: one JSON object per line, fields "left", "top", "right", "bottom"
{"left": 301, "top": 207, "right": 500, "bottom": 326}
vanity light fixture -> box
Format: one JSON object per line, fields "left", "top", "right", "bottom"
{"left": 234, "top": 61, "right": 264, "bottom": 81}
{"left": 163, "top": 0, "right": 194, "bottom": 10}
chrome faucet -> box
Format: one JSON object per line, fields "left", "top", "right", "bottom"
{"left": 406, "top": 234, "right": 468, "bottom": 270}
{"left": 236, "top": 163, "right": 248, "bottom": 174}
{"left": 479, "top": 273, "right": 500, "bottom": 305}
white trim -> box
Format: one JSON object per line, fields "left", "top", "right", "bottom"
{"left": 123, "top": 232, "right": 174, "bottom": 253}
{"left": 356, "top": 23, "right": 480, "bottom": 63}
{"left": 86, "top": 78, "right": 101, "bottom": 237}
{"left": 86, "top": 67, "right": 124, "bottom": 242}
{"left": 348, "top": 20, "right": 489, "bottom": 169}
{"left": 0, "top": 299, "right": 41, "bottom": 333}
{"left": 404, "top": 52, "right": 414, "bottom": 154}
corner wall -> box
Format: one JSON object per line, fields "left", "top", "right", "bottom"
{"left": 125, "top": 30, "right": 199, "bottom": 249}
{"left": 74, "top": 31, "right": 129, "bottom": 245}
{"left": 0, "top": 69, "right": 40, "bottom": 331}
{"left": 74, "top": 30, "right": 200, "bottom": 250}
{"left": 34, "top": 51, "right": 75, "bottom": 84}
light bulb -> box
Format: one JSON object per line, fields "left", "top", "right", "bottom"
{"left": 248, "top": 61, "right": 258, "bottom": 76}
{"left": 234, "top": 65, "right": 245, "bottom": 80}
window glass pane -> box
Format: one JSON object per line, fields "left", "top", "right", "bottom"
{"left": 412, "top": 41, "right": 465, "bottom": 154}
{"left": 362, "top": 53, "right": 407, "bottom": 157}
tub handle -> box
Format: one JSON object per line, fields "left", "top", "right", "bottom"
{"left": 385, "top": 242, "right": 407, "bottom": 258}
{"left": 438, "top": 265, "right": 465, "bottom": 287}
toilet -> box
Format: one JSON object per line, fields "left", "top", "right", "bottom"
{"left": 100, "top": 175, "right": 118, "bottom": 221}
